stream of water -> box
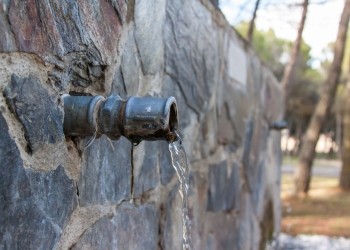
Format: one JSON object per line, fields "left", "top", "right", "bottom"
{"left": 169, "top": 134, "right": 192, "bottom": 250}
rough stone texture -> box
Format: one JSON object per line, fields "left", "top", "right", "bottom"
{"left": 0, "top": 112, "right": 76, "bottom": 250}
{"left": 72, "top": 203, "right": 159, "bottom": 250}
{"left": 160, "top": 140, "right": 176, "bottom": 185}
{"left": 207, "top": 161, "right": 241, "bottom": 212}
{"left": 78, "top": 136, "right": 131, "bottom": 206}
{"left": 133, "top": 141, "right": 160, "bottom": 197}
{"left": 4, "top": 74, "right": 64, "bottom": 153}
{"left": 0, "top": 0, "right": 283, "bottom": 249}
{"left": 134, "top": 0, "right": 166, "bottom": 75}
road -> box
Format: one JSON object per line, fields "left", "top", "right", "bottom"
{"left": 282, "top": 159, "right": 341, "bottom": 178}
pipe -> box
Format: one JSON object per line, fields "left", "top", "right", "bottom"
{"left": 62, "top": 94, "right": 178, "bottom": 143}
{"left": 269, "top": 120, "right": 288, "bottom": 130}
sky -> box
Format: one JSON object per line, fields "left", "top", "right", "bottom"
{"left": 220, "top": 0, "right": 344, "bottom": 67}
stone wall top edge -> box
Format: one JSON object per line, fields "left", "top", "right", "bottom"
{"left": 199, "top": 0, "right": 282, "bottom": 91}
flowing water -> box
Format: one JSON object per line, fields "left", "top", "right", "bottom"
{"left": 169, "top": 134, "right": 192, "bottom": 250}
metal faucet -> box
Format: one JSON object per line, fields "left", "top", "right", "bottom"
{"left": 62, "top": 94, "right": 178, "bottom": 143}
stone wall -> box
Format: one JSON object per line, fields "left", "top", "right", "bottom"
{"left": 0, "top": 0, "right": 283, "bottom": 249}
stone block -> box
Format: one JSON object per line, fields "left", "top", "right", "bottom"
{"left": 111, "top": 66, "right": 128, "bottom": 99}
{"left": 109, "top": 0, "right": 128, "bottom": 24}
{"left": 27, "top": 165, "right": 78, "bottom": 228}
{"left": 201, "top": 213, "right": 237, "bottom": 250}
{"left": 227, "top": 41, "right": 247, "bottom": 86}
{"left": 164, "top": 0, "right": 220, "bottom": 113}
{"left": 71, "top": 217, "right": 115, "bottom": 250}
{"left": 8, "top": 0, "right": 121, "bottom": 61}
{"left": 200, "top": 110, "right": 219, "bottom": 155}
{"left": 4, "top": 74, "right": 64, "bottom": 153}
{"left": 134, "top": 0, "right": 165, "bottom": 75}
{"left": 217, "top": 104, "right": 236, "bottom": 146}
{"left": 262, "top": 71, "right": 284, "bottom": 123}
{"left": 0, "top": 2, "right": 17, "bottom": 52}
{"left": 160, "top": 140, "right": 175, "bottom": 186}
{"left": 121, "top": 29, "right": 140, "bottom": 96}
{"left": 72, "top": 203, "right": 159, "bottom": 250}
{"left": 163, "top": 186, "right": 183, "bottom": 250}
{"left": 0, "top": 112, "right": 76, "bottom": 250}
{"left": 222, "top": 82, "right": 250, "bottom": 146}
{"left": 134, "top": 141, "right": 159, "bottom": 197}
{"left": 207, "top": 161, "right": 241, "bottom": 212}
{"left": 78, "top": 136, "right": 131, "bottom": 206}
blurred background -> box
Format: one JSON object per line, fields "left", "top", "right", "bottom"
{"left": 219, "top": 0, "right": 350, "bottom": 247}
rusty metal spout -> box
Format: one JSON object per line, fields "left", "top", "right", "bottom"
{"left": 62, "top": 94, "right": 178, "bottom": 143}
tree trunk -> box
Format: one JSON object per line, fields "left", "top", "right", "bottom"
{"left": 247, "top": 0, "right": 261, "bottom": 44}
{"left": 336, "top": 113, "right": 342, "bottom": 158}
{"left": 280, "top": 0, "right": 308, "bottom": 94}
{"left": 340, "top": 64, "right": 350, "bottom": 190}
{"left": 294, "top": 0, "right": 350, "bottom": 195}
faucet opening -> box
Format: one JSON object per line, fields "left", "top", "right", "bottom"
{"left": 166, "top": 101, "right": 178, "bottom": 142}
{"left": 123, "top": 96, "right": 179, "bottom": 143}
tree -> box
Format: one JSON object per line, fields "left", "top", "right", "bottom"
{"left": 247, "top": 0, "right": 261, "bottom": 44}
{"left": 281, "top": 0, "right": 309, "bottom": 94}
{"left": 340, "top": 69, "right": 350, "bottom": 190}
{"left": 294, "top": 0, "right": 350, "bottom": 195}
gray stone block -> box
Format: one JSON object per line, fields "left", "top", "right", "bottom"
{"left": 227, "top": 41, "right": 247, "bottom": 86}
{"left": 163, "top": 186, "right": 183, "bottom": 250}
{"left": 78, "top": 136, "right": 132, "bottom": 206}
{"left": 0, "top": 112, "right": 76, "bottom": 250}
{"left": 164, "top": 0, "right": 220, "bottom": 113}
{"left": 201, "top": 213, "right": 237, "bottom": 250}
{"left": 111, "top": 66, "right": 128, "bottom": 99}
{"left": 27, "top": 165, "right": 78, "bottom": 228}
{"left": 73, "top": 203, "right": 159, "bottom": 250}
{"left": 134, "top": 0, "right": 165, "bottom": 75}
{"left": 134, "top": 141, "right": 159, "bottom": 196}
{"left": 0, "top": 2, "right": 17, "bottom": 52}
{"left": 121, "top": 29, "right": 140, "bottom": 96}
{"left": 160, "top": 141, "right": 175, "bottom": 185}
{"left": 207, "top": 161, "right": 241, "bottom": 212}
{"left": 71, "top": 217, "right": 115, "bottom": 250}
{"left": 4, "top": 74, "right": 64, "bottom": 153}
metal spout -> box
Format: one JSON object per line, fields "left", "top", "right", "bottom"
{"left": 63, "top": 94, "right": 178, "bottom": 143}
{"left": 269, "top": 120, "right": 288, "bottom": 130}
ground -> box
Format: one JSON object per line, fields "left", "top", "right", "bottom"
{"left": 281, "top": 157, "right": 350, "bottom": 237}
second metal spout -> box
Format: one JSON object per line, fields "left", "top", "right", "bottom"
{"left": 63, "top": 94, "right": 178, "bottom": 143}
